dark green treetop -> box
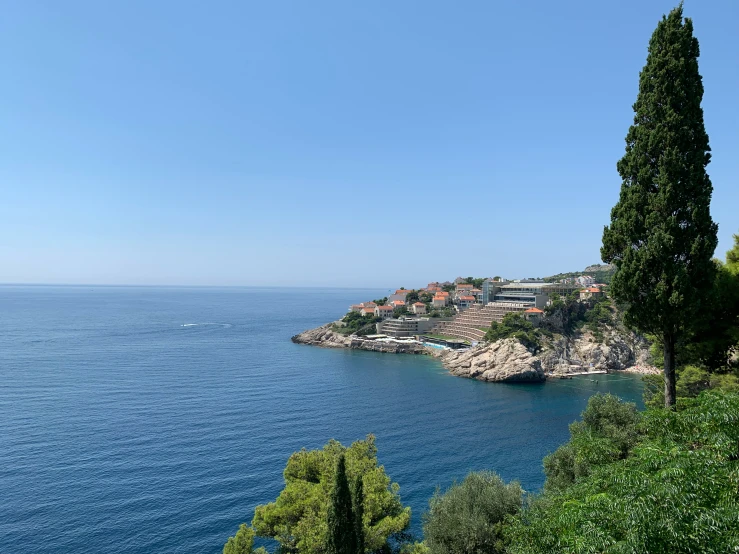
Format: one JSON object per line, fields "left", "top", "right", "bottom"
{"left": 327, "top": 454, "right": 356, "bottom": 554}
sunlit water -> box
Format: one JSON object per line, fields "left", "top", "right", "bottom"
{"left": 0, "top": 286, "right": 644, "bottom": 552}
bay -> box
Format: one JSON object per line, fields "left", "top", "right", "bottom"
{"left": 0, "top": 286, "right": 644, "bottom": 553}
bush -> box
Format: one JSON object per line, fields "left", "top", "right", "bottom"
{"left": 423, "top": 471, "right": 522, "bottom": 554}
{"left": 508, "top": 391, "right": 739, "bottom": 554}
{"left": 543, "top": 394, "right": 640, "bottom": 491}
{"left": 484, "top": 314, "right": 541, "bottom": 352}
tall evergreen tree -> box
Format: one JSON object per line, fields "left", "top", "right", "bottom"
{"left": 602, "top": 3, "right": 718, "bottom": 407}
{"left": 352, "top": 477, "right": 365, "bottom": 554}
{"left": 327, "top": 454, "right": 356, "bottom": 554}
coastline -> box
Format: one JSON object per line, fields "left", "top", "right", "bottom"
{"left": 291, "top": 323, "right": 659, "bottom": 383}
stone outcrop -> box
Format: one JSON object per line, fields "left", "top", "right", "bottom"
{"left": 291, "top": 324, "right": 352, "bottom": 348}
{"left": 438, "top": 339, "right": 546, "bottom": 383}
{"left": 539, "top": 328, "right": 651, "bottom": 373}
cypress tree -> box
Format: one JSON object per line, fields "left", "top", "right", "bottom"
{"left": 602, "top": 3, "right": 718, "bottom": 407}
{"left": 352, "top": 477, "right": 365, "bottom": 554}
{"left": 327, "top": 453, "right": 356, "bottom": 554}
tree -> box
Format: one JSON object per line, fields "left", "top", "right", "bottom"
{"left": 543, "top": 394, "right": 641, "bottom": 491}
{"left": 423, "top": 471, "right": 522, "bottom": 554}
{"left": 506, "top": 391, "right": 739, "bottom": 554}
{"left": 727, "top": 232, "right": 739, "bottom": 271}
{"left": 223, "top": 524, "right": 256, "bottom": 554}
{"left": 601, "top": 4, "right": 718, "bottom": 408}
{"left": 352, "top": 477, "right": 364, "bottom": 554}
{"left": 252, "top": 436, "right": 410, "bottom": 554}
{"left": 328, "top": 454, "right": 356, "bottom": 554}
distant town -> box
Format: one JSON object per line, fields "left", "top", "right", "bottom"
{"left": 344, "top": 272, "right": 609, "bottom": 347}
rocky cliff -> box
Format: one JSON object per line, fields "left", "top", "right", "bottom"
{"left": 539, "top": 328, "right": 652, "bottom": 373}
{"left": 437, "top": 339, "right": 546, "bottom": 382}
{"left": 291, "top": 324, "right": 352, "bottom": 348}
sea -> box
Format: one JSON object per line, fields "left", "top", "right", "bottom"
{"left": 0, "top": 286, "right": 644, "bottom": 553}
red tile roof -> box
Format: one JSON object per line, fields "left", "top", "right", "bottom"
{"left": 460, "top": 296, "right": 474, "bottom": 301}
{"left": 377, "top": 305, "right": 394, "bottom": 311}
{"left": 413, "top": 302, "right": 425, "bottom": 306}
{"left": 525, "top": 308, "right": 544, "bottom": 313}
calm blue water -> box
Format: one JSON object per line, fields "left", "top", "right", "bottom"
{"left": 0, "top": 286, "right": 644, "bottom": 553}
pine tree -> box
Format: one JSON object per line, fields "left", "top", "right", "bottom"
{"left": 602, "top": 3, "right": 718, "bottom": 408}
{"left": 327, "top": 453, "right": 356, "bottom": 554}
{"left": 352, "top": 477, "right": 365, "bottom": 554}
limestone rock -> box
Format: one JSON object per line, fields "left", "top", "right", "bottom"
{"left": 291, "top": 324, "right": 352, "bottom": 348}
{"left": 440, "top": 339, "right": 545, "bottom": 383}
{"left": 539, "top": 328, "right": 651, "bottom": 373}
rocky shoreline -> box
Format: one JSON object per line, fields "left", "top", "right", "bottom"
{"left": 291, "top": 323, "right": 659, "bottom": 384}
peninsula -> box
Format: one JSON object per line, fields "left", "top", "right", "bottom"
{"left": 292, "top": 271, "right": 658, "bottom": 383}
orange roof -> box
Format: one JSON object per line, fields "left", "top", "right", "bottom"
{"left": 391, "top": 300, "right": 406, "bottom": 306}
{"left": 377, "top": 305, "right": 394, "bottom": 310}
{"left": 460, "top": 295, "right": 474, "bottom": 300}
{"left": 413, "top": 302, "right": 425, "bottom": 306}
{"left": 440, "top": 291, "right": 450, "bottom": 296}
{"left": 525, "top": 308, "right": 544, "bottom": 313}
{"left": 362, "top": 307, "right": 375, "bottom": 313}
{"left": 457, "top": 284, "right": 473, "bottom": 288}
{"left": 394, "top": 289, "right": 408, "bottom": 294}
{"left": 587, "top": 287, "right": 601, "bottom": 293}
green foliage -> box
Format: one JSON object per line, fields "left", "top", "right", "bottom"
{"left": 405, "top": 291, "right": 420, "bottom": 304}
{"left": 419, "top": 292, "right": 433, "bottom": 304}
{"left": 645, "top": 365, "right": 739, "bottom": 407}
{"left": 252, "top": 435, "right": 410, "bottom": 554}
{"left": 601, "top": 5, "right": 718, "bottom": 407}
{"left": 223, "top": 524, "right": 256, "bottom": 554}
{"left": 485, "top": 313, "right": 541, "bottom": 352}
{"left": 442, "top": 284, "right": 455, "bottom": 293}
{"left": 461, "top": 277, "right": 486, "bottom": 289}
{"left": 543, "top": 394, "right": 641, "bottom": 492}
{"left": 327, "top": 454, "right": 356, "bottom": 554}
{"left": 423, "top": 471, "right": 522, "bottom": 554}
{"left": 336, "top": 312, "right": 381, "bottom": 336}
{"left": 542, "top": 293, "right": 589, "bottom": 335}
{"left": 400, "top": 543, "right": 429, "bottom": 554}
{"left": 393, "top": 306, "right": 409, "bottom": 318}
{"left": 507, "top": 391, "right": 739, "bottom": 554}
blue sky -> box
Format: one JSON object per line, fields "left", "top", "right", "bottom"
{"left": 1, "top": 1, "right": 737, "bottom": 287}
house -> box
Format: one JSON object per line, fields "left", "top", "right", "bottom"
{"left": 387, "top": 290, "right": 409, "bottom": 303}
{"left": 349, "top": 304, "right": 364, "bottom": 313}
{"left": 579, "top": 287, "right": 604, "bottom": 301}
{"left": 432, "top": 295, "right": 447, "bottom": 308}
{"left": 455, "top": 283, "right": 474, "bottom": 293}
{"left": 458, "top": 295, "right": 475, "bottom": 309}
{"left": 576, "top": 275, "right": 596, "bottom": 287}
{"left": 524, "top": 307, "right": 544, "bottom": 323}
{"left": 361, "top": 301, "right": 377, "bottom": 309}
{"left": 362, "top": 307, "right": 376, "bottom": 316}
{"left": 375, "top": 305, "right": 395, "bottom": 320}
{"left": 390, "top": 300, "right": 406, "bottom": 309}
{"left": 411, "top": 302, "right": 427, "bottom": 315}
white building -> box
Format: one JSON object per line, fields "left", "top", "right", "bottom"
{"left": 375, "top": 305, "right": 394, "bottom": 320}
{"left": 411, "top": 302, "right": 427, "bottom": 315}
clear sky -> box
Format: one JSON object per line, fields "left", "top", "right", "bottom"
{"left": 1, "top": 1, "right": 737, "bottom": 288}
